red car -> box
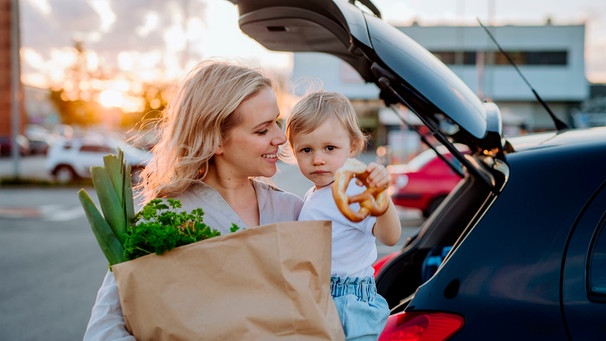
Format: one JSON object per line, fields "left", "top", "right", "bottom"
{"left": 388, "top": 145, "right": 468, "bottom": 218}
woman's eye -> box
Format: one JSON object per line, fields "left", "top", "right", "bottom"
{"left": 275, "top": 120, "right": 284, "bottom": 129}
{"left": 257, "top": 129, "right": 269, "bottom": 135}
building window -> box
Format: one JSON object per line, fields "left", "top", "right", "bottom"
{"left": 433, "top": 51, "right": 476, "bottom": 65}
{"left": 526, "top": 51, "right": 568, "bottom": 65}
{"left": 433, "top": 50, "right": 567, "bottom": 66}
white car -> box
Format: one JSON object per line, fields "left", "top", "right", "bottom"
{"left": 46, "top": 136, "right": 151, "bottom": 184}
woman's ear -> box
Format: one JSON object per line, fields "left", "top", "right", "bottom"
{"left": 214, "top": 144, "right": 224, "bottom": 155}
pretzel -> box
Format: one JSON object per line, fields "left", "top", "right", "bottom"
{"left": 331, "top": 158, "right": 390, "bottom": 222}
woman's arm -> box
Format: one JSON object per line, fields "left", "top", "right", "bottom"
{"left": 83, "top": 271, "right": 136, "bottom": 341}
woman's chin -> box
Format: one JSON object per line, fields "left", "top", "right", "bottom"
{"left": 258, "top": 165, "right": 278, "bottom": 178}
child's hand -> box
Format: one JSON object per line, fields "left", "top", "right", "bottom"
{"left": 364, "top": 162, "right": 390, "bottom": 189}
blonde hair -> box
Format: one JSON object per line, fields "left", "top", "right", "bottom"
{"left": 285, "top": 91, "right": 367, "bottom": 159}
{"left": 137, "top": 59, "right": 273, "bottom": 202}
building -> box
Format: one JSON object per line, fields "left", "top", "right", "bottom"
{"left": 0, "top": 0, "right": 26, "bottom": 142}
{"left": 290, "top": 22, "right": 590, "bottom": 161}
{"left": 401, "top": 23, "right": 587, "bottom": 132}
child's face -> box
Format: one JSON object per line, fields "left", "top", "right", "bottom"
{"left": 291, "top": 118, "right": 354, "bottom": 189}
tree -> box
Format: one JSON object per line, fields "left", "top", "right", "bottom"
{"left": 48, "top": 88, "right": 103, "bottom": 126}
{"left": 47, "top": 41, "right": 170, "bottom": 131}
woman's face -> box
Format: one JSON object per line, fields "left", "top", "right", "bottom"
{"left": 216, "top": 86, "right": 286, "bottom": 179}
{"left": 290, "top": 118, "right": 353, "bottom": 189}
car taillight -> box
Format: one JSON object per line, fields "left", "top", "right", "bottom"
{"left": 378, "top": 311, "right": 464, "bottom": 341}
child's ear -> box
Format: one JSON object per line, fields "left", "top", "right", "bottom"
{"left": 349, "top": 141, "right": 359, "bottom": 157}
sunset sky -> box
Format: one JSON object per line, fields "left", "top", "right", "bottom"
{"left": 19, "top": 0, "right": 606, "bottom": 91}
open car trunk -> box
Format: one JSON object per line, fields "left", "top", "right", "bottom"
{"left": 227, "top": 0, "right": 510, "bottom": 308}
{"left": 376, "top": 154, "right": 507, "bottom": 308}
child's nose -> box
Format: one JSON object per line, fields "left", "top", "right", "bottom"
{"left": 312, "top": 153, "right": 325, "bottom": 165}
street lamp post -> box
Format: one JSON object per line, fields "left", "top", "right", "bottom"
{"left": 10, "top": 0, "right": 22, "bottom": 177}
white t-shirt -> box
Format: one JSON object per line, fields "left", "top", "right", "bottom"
{"left": 299, "top": 180, "right": 377, "bottom": 278}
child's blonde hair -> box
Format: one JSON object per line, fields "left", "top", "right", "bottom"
{"left": 285, "top": 91, "right": 368, "bottom": 159}
{"left": 137, "top": 59, "right": 273, "bottom": 202}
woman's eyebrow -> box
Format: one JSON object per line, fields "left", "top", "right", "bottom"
{"left": 252, "top": 119, "right": 274, "bottom": 130}
{"left": 252, "top": 114, "right": 280, "bottom": 130}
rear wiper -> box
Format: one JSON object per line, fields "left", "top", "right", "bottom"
{"left": 477, "top": 19, "right": 569, "bottom": 131}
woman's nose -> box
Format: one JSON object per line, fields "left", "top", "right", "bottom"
{"left": 272, "top": 126, "right": 287, "bottom": 146}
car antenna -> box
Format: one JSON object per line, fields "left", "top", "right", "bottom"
{"left": 477, "top": 18, "right": 569, "bottom": 131}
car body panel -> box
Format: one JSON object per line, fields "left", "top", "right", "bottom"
{"left": 562, "top": 183, "right": 606, "bottom": 339}
{"left": 407, "top": 130, "right": 606, "bottom": 339}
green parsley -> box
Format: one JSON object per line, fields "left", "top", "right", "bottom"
{"left": 123, "top": 198, "right": 240, "bottom": 260}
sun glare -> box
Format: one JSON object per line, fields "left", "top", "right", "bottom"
{"left": 98, "top": 86, "right": 145, "bottom": 113}
{"left": 98, "top": 89, "right": 125, "bottom": 108}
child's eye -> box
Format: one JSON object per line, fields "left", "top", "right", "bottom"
{"left": 300, "top": 147, "right": 311, "bottom": 154}
{"left": 325, "top": 146, "right": 336, "bottom": 151}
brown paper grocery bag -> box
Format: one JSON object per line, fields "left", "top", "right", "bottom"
{"left": 112, "top": 220, "right": 344, "bottom": 341}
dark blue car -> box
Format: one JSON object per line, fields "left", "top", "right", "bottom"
{"left": 227, "top": 0, "right": 606, "bottom": 339}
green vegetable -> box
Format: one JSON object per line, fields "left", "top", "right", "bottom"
{"left": 78, "top": 149, "right": 132, "bottom": 266}
{"left": 79, "top": 148, "right": 241, "bottom": 268}
{"left": 123, "top": 198, "right": 238, "bottom": 260}
{"left": 78, "top": 189, "right": 126, "bottom": 265}
{"left": 90, "top": 167, "right": 127, "bottom": 243}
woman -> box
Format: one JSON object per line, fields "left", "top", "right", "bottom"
{"left": 83, "top": 59, "right": 303, "bottom": 340}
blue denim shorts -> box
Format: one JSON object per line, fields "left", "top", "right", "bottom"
{"left": 330, "top": 276, "right": 389, "bottom": 341}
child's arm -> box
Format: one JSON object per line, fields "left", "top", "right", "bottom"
{"left": 374, "top": 200, "right": 401, "bottom": 246}
{"left": 365, "top": 162, "right": 402, "bottom": 246}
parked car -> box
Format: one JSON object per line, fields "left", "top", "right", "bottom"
{"left": 26, "top": 137, "right": 50, "bottom": 155}
{"left": 388, "top": 145, "right": 468, "bottom": 217}
{"left": 227, "top": 1, "right": 606, "bottom": 339}
{"left": 0, "top": 135, "right": 30, "bottom": 157}
{"left": 25, "top": 124, "right": 54, "bottom": 155}
{"left": 46, "top": 136, "right": 150, "bottom": 183}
